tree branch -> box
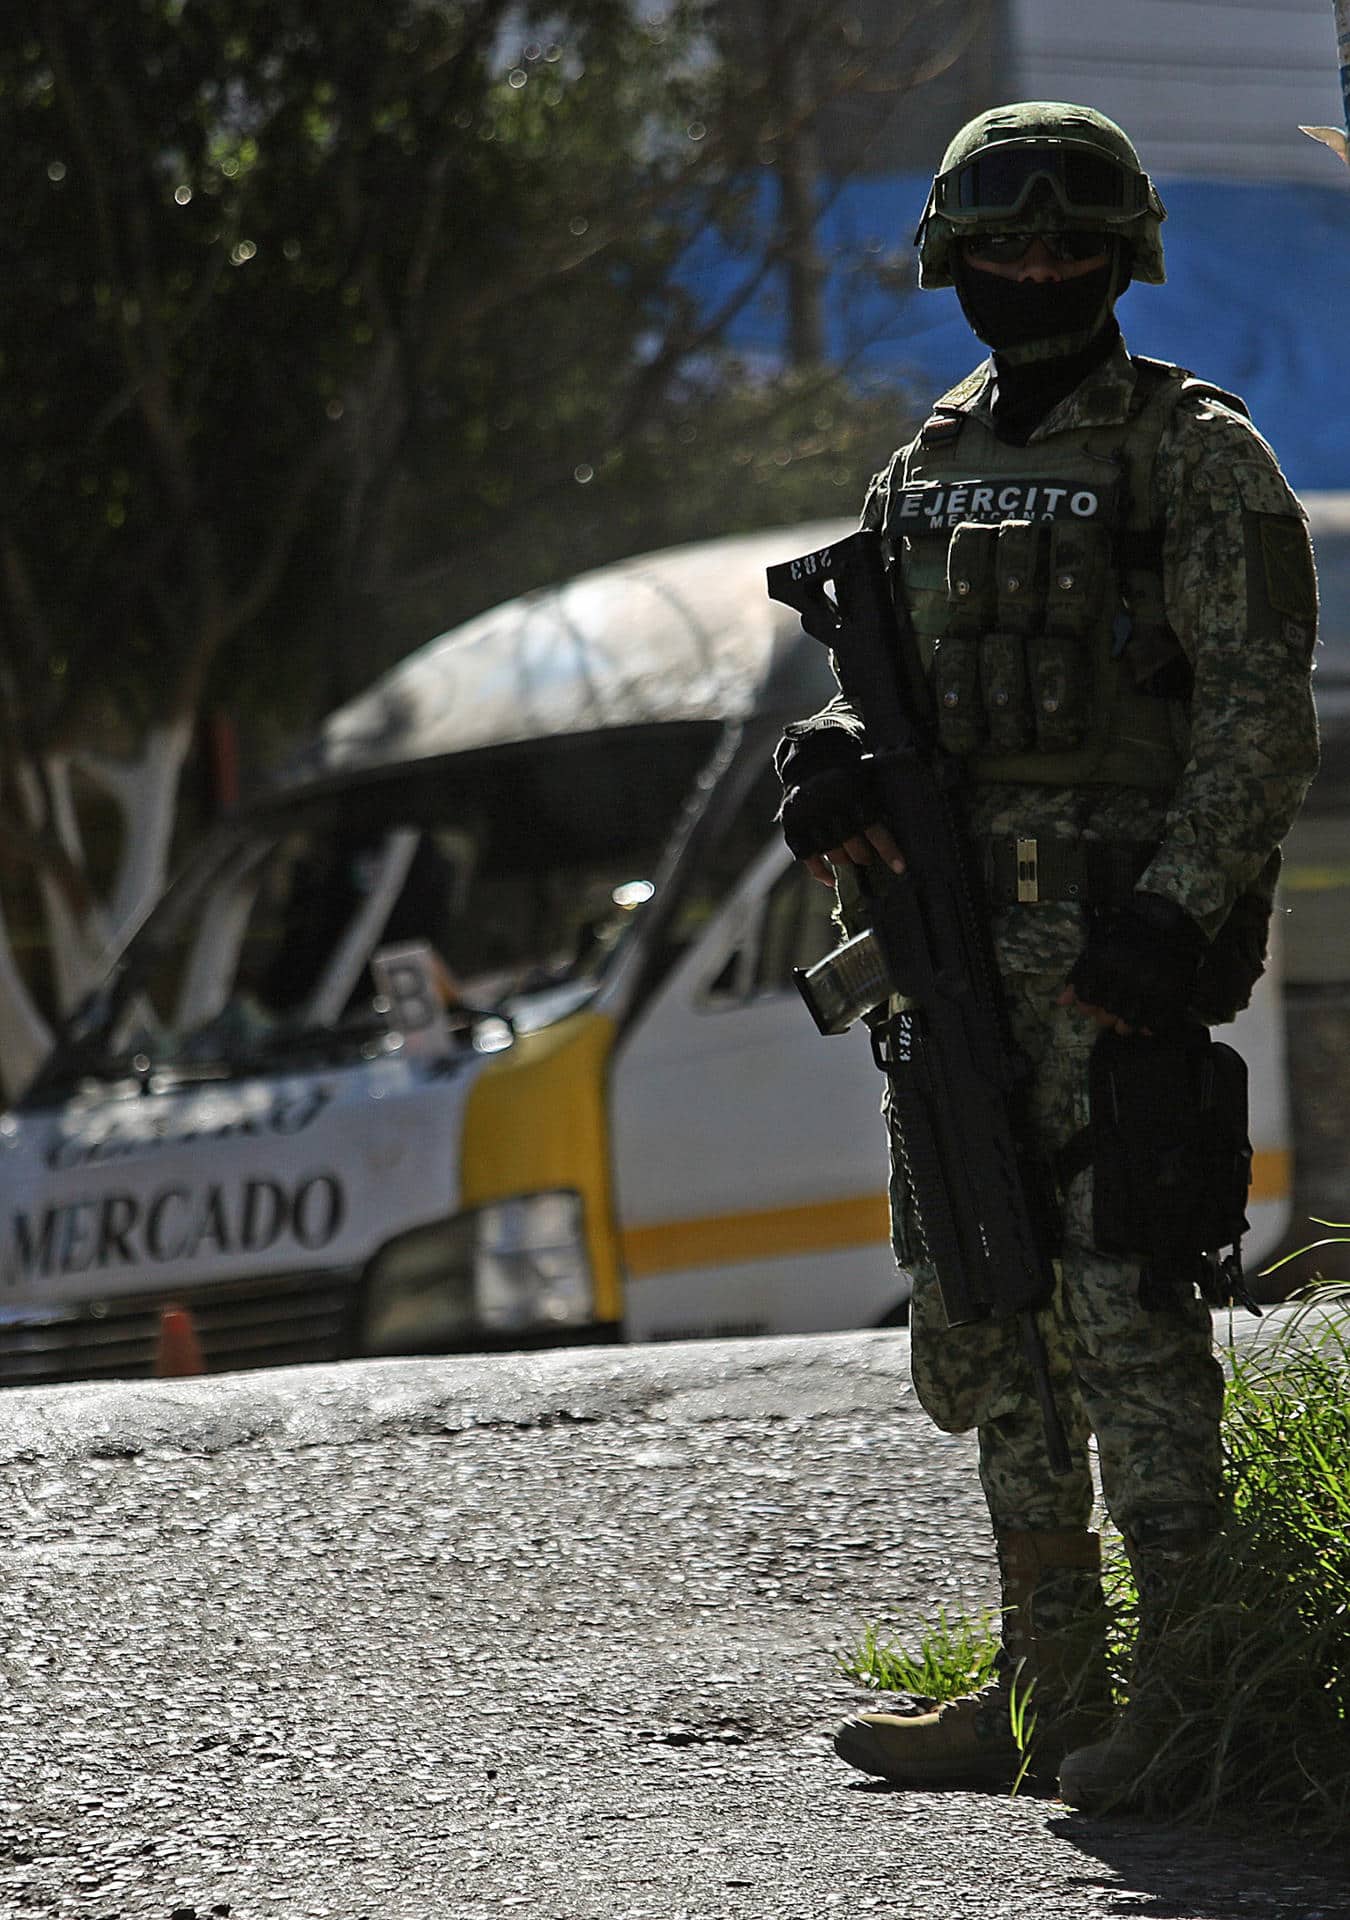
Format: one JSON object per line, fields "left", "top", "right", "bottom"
{"left": 0, "top": 802, "right": 94, "bottom": 921}
{"left": 214, "top": 429, "right": 345, "bottom": 651}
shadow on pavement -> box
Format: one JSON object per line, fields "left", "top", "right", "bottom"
{"left": 1047, "top": 1809, "right": 1350, "bottom": 1920}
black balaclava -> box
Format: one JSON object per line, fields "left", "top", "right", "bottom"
{"left": 952, "top": 243, "right": 1129, "bottom": 445}
{"left": 953, "top": 257, "right": 1114, "bottom": 355}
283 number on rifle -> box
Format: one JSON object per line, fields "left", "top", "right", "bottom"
{"left": 788, "top": 546, "right": 833, "bottom": 581}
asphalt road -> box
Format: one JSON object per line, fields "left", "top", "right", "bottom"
{"left": 0, "top": 1328, "right": 1346, "bottom": 1920}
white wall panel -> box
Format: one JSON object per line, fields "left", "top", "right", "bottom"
{"left": 1008, "top": 0, "right": 1346, "bottom": 181}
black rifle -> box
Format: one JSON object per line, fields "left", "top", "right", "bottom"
{"left": 767, "top": 529, "right": 1071, "bottom": 1475}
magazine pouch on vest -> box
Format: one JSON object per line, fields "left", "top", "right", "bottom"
{"left": 986, "top": 520, "right": 1042, "bottom": 752}
{"left": 880, "top": 354, "right": 1232, "bottom": 791}
{"left": 935, "top": 521, "right": 995, "bottom": 755}
{"left": 1033, "top": 519, "right": 1111, "bottom": 752}
{"left": 1088, "top": 1029, "right": 1254, "bottom": 1310}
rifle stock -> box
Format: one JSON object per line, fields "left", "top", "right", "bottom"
{"left": 768, "top": 529, "right": 1071, "bottom": 1475}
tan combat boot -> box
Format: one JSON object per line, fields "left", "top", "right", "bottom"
{"left": 1057, "top": 1526, "right": 1219, "bottom": 1813}
{"left": 835, "top": 1528, "right": 1112, "bottom": 1790}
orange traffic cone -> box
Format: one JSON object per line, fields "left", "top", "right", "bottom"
{"left": 154, "top": 1303, "right": 206, "bottom": 1377}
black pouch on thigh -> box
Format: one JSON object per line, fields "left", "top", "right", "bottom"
{"left": 1087, "top": 1029, "right": 1256, "bottom": 1312}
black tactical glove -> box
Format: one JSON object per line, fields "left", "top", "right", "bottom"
{"left": 1067, "top": 894, "right": 1208, "bottom": 1033}
{"left": 776, "top": 762, "right": 876, "bottom": 862}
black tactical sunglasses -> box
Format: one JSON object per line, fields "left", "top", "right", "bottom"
{"left": 930, "top": 138, "right": 1157, "bottom": 225}
{"left": 962, "top": 230, "right": 1112, "bottom": 264}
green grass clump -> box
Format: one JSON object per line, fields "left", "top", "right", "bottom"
{"left": 1127, "top": 1302, "right": 1350, "bottom": 1834}
{"left": 839, "top": 1605, "right": 999, "bottom": 1703}
{"left": 838, "top": 1292, "right": 1350, "bottom": 1835}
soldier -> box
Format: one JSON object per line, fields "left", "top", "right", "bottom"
{"left": 773, "top": 102, "right": 1320, "bottom": 1808}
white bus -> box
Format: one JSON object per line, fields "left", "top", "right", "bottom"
{"left": 0, "top": 501, "right": 1343, "bottom": 1384}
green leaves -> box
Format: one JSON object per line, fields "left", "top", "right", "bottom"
{"left": 2, "top": 0, "right": 921, "bottom": 795}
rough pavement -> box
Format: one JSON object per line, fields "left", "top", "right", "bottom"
{"left": 0, "top": 1329, "right": 1346, "bottom": 1920}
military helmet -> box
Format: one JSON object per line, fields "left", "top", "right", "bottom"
{"left": 915, "top": 102, "right": 1167, "bottom": 289}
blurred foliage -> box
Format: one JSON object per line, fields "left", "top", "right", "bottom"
{"left": 0, "top": 0, "right": 924, "bottom": 781}
{"left": 385, "top": 360, "right": 909, "bottom": 673}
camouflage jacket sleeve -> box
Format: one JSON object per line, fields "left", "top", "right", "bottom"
{"left": 1138, "top": 398, "right": 1320, "bottom": 936}
{"left": 772, "top": 457, "right": 903, "bottom": 787}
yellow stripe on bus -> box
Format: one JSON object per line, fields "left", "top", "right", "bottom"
{"left": 620, "top": 1149, "right": 1291, "bottom": 1279}
{"left": 1248, "top": 1147, "right": 1291, "bottom": 1205}
{"left": 621, "top": 1192, "right": 890, "bottom": 1278}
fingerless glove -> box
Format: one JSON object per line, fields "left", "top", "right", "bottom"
{"left": 776, "top": 763, "right": 876, "bottom": 862}
{"left": 1067, "top": 894, "right": 1208, "bottom": 1033}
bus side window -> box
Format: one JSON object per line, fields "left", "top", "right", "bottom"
{"left": 752, "top": 861, "right": 838, "bottom": 997}
{"left": 703, "top": 948, "right": 743, "bottom": 1003}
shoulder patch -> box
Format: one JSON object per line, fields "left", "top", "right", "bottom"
{"left": 918, "top": 412, "right": 964, "bottom": 448}
{"left": 933, "top": 362, "right": 992, "bottom": 412}
{"left": 1251, "top": 514, "right": 1318, "bottom": 624}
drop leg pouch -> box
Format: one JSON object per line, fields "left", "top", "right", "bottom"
{"left": 1088, "top": 1030, "right": 1253, "bottom": 1305}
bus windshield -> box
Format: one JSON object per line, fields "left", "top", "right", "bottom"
{"left": 41, "top": 723, "right": 724, "bottom": 1089}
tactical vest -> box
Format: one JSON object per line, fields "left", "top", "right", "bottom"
{"left": 878, "top": 356, "right": 1240, "bottom": 789}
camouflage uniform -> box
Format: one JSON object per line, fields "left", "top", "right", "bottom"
{"left": 783, "top": 101, "right": 1321, "bottom": 1798}
{"left": 802, "top": 339, "right": 1320, "bottom": 1544}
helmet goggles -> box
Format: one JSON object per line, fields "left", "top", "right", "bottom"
{"left": 926, "top": 137, "right": 1161, "bottom": 229}
{"left": 964, "top": 229, "right": 1111, "bottom": 264}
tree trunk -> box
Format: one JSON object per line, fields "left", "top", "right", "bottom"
{"left": 0, "top": 718, "right": 193, "bottom": 1101}
{"left": 761, "top": 5, "right": 826, "bottom": 369}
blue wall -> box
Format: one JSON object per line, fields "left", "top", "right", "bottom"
{"left": 686, "top": 175, "right": 1350, "bottom": 492}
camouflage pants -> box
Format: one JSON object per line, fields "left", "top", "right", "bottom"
{"left": 887, "top": 971, "right": 1226, "bottom": 1542}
